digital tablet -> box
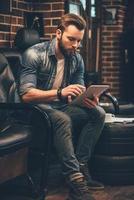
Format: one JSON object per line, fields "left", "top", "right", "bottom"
{"left": 70, "top": 84, "right": 109, "bottom": 106}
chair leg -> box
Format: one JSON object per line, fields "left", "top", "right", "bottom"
{"left": 29, "top": 106, "right": 53, "bottom": 199}
{"left": 25, "top": 151, "right": 50, "bottom": 199}
{"left": 41, "top": 154, "right": 49, "bottom": 185}
{"left": 26, "top": 173, "right": 38, "bottom": 193}
{"left": 35, "top": 139, "right": 51, "bottom": 200}
{"left": 25, "top": 173, "right": 43, "bottom": 199}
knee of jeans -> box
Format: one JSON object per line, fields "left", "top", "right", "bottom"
{"left": 95, "top": 106, "right": 106, "bottom": 122}
{"left": 52, "top": 111, "right": 72, "bottom": 128}
{"left": 60, "top": 112, "right": 72, "bottom": 126}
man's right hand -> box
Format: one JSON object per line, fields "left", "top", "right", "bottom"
{"left": 61, "top": 84, "right": 86, "bottom": 101}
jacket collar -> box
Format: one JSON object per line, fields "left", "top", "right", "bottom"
{"left": 48, "top": 38, "right": 57, "bottom": 57}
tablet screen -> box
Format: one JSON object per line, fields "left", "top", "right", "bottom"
{"left": 70, "top": 84, "right": 109, "bottom": 106}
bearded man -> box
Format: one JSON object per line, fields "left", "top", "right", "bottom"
{"left": 18, "top": 13, "right": 105, "bottom": 200}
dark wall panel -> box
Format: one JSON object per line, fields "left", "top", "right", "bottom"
{"left": 0, "top": 0, "right": 12, "bottom": 13}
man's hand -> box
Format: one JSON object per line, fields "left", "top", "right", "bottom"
{"left": 61, "top": 84, "right": 86, "bottom": 102}
{"left": 83, "top": 96, "right": 99, "bottom": 108}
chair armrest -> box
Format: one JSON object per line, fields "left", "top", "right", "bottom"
{"left": 0, "top": 102, "right": 53, "bottom": 152}
{"left": 100, "top": 92, "right": 120, "bottom": 115}
{"left": 0, "top": 103, "right": 51, "bottom": 124}
{"left": 0, "top": 102, "right": 53, "bottom": 191}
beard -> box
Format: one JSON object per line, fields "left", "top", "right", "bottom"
{"left": 58, "top": 38, "right": 75, "bottom": 57}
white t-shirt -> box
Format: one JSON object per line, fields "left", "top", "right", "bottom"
{"left": 52, "top": 58, "right": 64, "bottom": 89}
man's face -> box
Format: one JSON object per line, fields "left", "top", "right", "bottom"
{"left": 56, "top": 25, "right": 85, "bottom": 56}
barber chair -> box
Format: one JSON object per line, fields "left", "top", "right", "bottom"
{"left": 0, "top": 52, "right": 53, "bottom": 200}
{"left": 0, "top": 52, "right": 31, "bottom": 192}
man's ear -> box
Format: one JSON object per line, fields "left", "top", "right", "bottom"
{"left": 56, "top": 29, "right": 62, "bottom": 39}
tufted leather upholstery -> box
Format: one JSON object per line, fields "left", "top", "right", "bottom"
{"left": 0, "top": 123, "right": 31, "bottom": 155}
{"left": 0, "top": 52, "right": 32, "bottom": 184}
{"left": 0, "top": 53, "right": 20, "bottom": 103}
{"left": 0, "top": 28, "right": 40, "bottom": 81}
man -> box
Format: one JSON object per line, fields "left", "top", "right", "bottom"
{"left": 18, "top": 13, "right": 105, "bottom": 200}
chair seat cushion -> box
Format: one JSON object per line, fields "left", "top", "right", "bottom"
{"left": 0, "top": 123, "right": 31, "bottom": 155}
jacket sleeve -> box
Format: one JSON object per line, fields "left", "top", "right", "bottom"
{"left": 18, "top": 48, "right": 40, "bottom": 96}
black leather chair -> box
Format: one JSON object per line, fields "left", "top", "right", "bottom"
{"left": 0, "top": 52, "right": 53, "bottom": 199}
{"left": 14, "top": 26, "right": 53, "bottom": 186}
{"left": 0, "top": 52, "right": 31, "bottom": 186}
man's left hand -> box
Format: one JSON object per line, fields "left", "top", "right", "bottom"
{"left": 83, "top": 96, "right": 99, "bottom": 108}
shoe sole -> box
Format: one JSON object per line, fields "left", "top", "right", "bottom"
{"left": 88, "top": 186, "right": 105, "bottom": 191}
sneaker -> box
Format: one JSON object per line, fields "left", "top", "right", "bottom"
{"left": 67, "top": 175, "right": 95, "bottom": 200}
{"left": 80, "top": 163, "right": 104, "bottom": 190}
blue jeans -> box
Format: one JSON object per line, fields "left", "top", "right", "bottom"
{"left": 37, "top": 104, "right": 105, "bottom": 177}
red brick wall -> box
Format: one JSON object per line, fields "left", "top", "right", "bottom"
{"left": 0, "top": 0, "right": 27, "bottom": 47}
{"left": 101, "top": 0, "right": 126, "bottom": 98}
{"left": 0, "top": 0, "right": 65, "bottom": 47}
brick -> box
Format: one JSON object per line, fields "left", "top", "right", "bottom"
{"left": 12, "top": 25, "right": 23, "bottom": 33}
{"left": 5, "top": 33, "right": 10, "bottom": 40}
{"left": 11, "top": 17, "right": 18, "bottom": 25}
{"left": 43, "top": 35, "right": 51, "bottom": 41}
{"left": 52, "top": 19, "right": 60, "bottom": 26}
{"left": 102, "top": 41, "right": 112, "bottom": 46}
{"left": 33, "top": 4, "right": 51, "bottom": 11}
{"left": 44, "top": 10, "right": 63, "bottom": 18}
{"left": 44, "top": 19, "right": 51, "bottom": 26}
{"left": 0, "top": 41, "right": 10, "bottom": 47}
{"left": 11, "top": 9, "right": 23, "bottom": 17}
{"left": 0, "top": 24, "right": 10, "bottom": 32}
{"left": 45, "top": 26, "right": 56, "bottom": 34}
{"left": 18, "top": 17, "right": 24, "bottom": 25}
{"left": 4, "top": 16, "right": 11, "bottom": 24}
{"left": 0, "top": 32, "right": 5, "bottom": 40}
{"left": 0, "top": 15, "right": 4, "bottom": 23}
{"left": 52, "top": 3, "right": 64, "bottom": 10}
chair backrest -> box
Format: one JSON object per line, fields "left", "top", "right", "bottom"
{"left": 0, "top": 48, "right": 22, "bottom": 81}
{"left": 0, "top": 28, "right": 40, "bottom": 82}
{"left": 14, "top": 28, "right": 40, "bottom": 51}
{"left": 0, "top": 53, "right": 20, "bottom": 103}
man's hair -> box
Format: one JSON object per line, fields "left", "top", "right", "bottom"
{"left": 57, "top": 13, "right": 86, "bottom": 32}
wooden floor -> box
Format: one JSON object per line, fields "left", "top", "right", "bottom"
{"left": 46, "top": 184, "right": 134, "bottom": 200}
{"left": 1, "top": 165, "right": 134, "bottom": 200}
{"left": 1, "top": 178, "right": 134, "bottom": 200}
{"left": 46, "top": 164, "right": 134, "bottom": 200}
